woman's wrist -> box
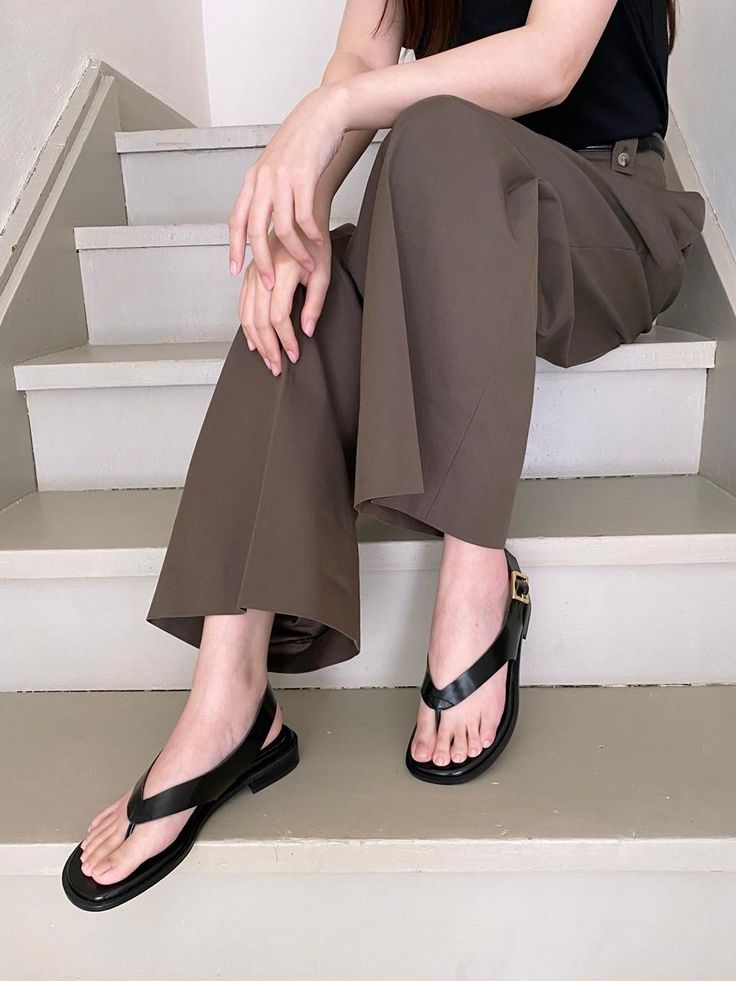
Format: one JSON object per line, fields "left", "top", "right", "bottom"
{"left": 332, "top": 70, "right": 391, "bottom": 132}
{"left": 321, "top": 79, "right": 353, "bottom": 134}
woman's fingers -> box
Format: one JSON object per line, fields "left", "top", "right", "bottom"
{"left": 293, "top": 174, "right": 324, "bottom": 246}
{"left": 301, "top": 261, "right": 331, "bottom": 337}
{"left": 239, "top": 266, "right": 257, "bottom": 352}
{"left": 273, "top": 176, "right": 317, "bottom": 272}
{"left": 246, "top": 181, "right": 276, "bottom": 291}
{"left": 270, "top": 264, "right": 301, "bottom": 364}
{"left": 228, "top": 178, "right": 254, "bottom": 278}
{"left": 254, "top": 273, "right": 283, "bottom": 374}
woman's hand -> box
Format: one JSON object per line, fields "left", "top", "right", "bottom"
{"left": 239, "top": 219, "right": 332, "bottom": 377}
{"left": 229, "top": 83, "right": 347, "bottom": 292}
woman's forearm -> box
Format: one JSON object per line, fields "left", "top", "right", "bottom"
{"left": 313, "top": 52, "right": 382, "bottom": 215}
{"left": 335, "top": 25, "right": 569, "bottom": 133}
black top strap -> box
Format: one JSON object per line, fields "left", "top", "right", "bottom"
{"left": 126, "top": 683, "right": 277, "bottom": 825}
{"left": 421, "top": 549, "right": 529, "bottom": 712}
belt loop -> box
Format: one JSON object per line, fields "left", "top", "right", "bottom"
{"left": 611, "top": 137, "right": 638, "bottom": 175}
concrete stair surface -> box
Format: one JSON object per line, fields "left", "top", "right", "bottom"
{"left": 15, "top": 326, "right": 714, "bottom": 490}
{"left": 1, "top": 687, "right": 734, "bottom": 979}
{"left": 2, "top": 474, "right": 735, "bottom": 691}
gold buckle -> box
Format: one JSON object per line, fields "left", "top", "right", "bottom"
{"left": 511, "top": 570, "right": 530, "bottom": 604}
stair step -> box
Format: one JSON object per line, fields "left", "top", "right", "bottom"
{"left": 74, "top": 221, "right": 354, "bottom": 344}
{"left": 2, "top": 475, "right": 736, "bottom": 690}
{"left": 14, "top": 327, "right": 714, "bottom": 490}
{"left": 114, "top": 124, "right": 387, "bottom": 225}
{"left": 2, "top": 686, "right": 734, "bottom": 979}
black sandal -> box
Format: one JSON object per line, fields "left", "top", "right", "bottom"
{"left": 405, "top": 548, "right": 531, "bottom": 785}
{"left": 62, "top": 681, "right": 298, "bottom": 911}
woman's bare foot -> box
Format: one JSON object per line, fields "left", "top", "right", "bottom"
{"left": 79, "top": 610, "right": 279, "bottom": 884}
{"left": 410, "top": 538, "right": 512, "bottom": 766}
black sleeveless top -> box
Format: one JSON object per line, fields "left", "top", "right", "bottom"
{"left": 423, "top": 0, "right": 670, "bottom": 150}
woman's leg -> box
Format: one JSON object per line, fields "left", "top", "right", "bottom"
{"left": 79, "top": 610, "right": 279, "bottom": 883}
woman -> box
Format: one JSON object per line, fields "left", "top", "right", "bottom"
{"left": 63, "top": 0, "right": 705, "bottom": 910}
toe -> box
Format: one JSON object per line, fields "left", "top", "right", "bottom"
{"left": 82, "top": 829, "right": 123, "bottom": 876}
{"left": 450, "top": 719, "right": 468, "bottom": 764}
{"left": 480, "top": 711, "right": 498, "bottom": 749}
{"left": 82, "top": 813, "right": 118, "bottom": 852}
{"left": 466, "top": 722, "right": 483, "bottom": 758}
{"left": 432, "top": 714, "right": 453, "bottom": 767}
{"left": 87, "top": 796, "right": 125, "bottom": 834}
{"left": 91, "top": 841, "right": 140, "bottom": 885}
{"left": 411, "top": 706, "right": 437, "bottom": 762}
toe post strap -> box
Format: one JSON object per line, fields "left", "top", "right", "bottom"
{"left": 126, "top": 683, "right": 277, "bottom": 826}
{"left": 421, "top": 549, "right": 531, "bottom": 713}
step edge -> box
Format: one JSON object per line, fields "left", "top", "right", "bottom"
{"left": 3, "top": 533, "right": 736, "bottom": 580}
{"left": 73, "top": 217, "right": 356, "bottom": 251}
{"left": 114, "top": 125, "right": 388, "bottom": 155}
{"left": 3, "top": 836, "right": 735, "bottom": 877}
{"left": 14, "top": 335, "right": 717, "bottom": 391}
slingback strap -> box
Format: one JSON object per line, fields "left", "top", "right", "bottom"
{"left": 126, "top": 683, "right": 277, "bottom": 827}
{"left": 421, "top": 549, "right": 530, "bottom": 714}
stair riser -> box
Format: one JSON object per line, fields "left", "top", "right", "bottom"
{"left": 24, "top": 367, "right": 706, "bottom": 490}
{"left": 3, "top": 870, "right": 733, "bottom": 981}
{"left": 120, "top": 142, "right": 380, "bottom": 225}
{"left": 3, "top": 562, "right": 735, "bottom": 690}
{"left": 81, "top": 244, "right": 238, "bottom": 344}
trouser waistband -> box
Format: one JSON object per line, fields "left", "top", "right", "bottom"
{"left": 575, "top": 132, "right": 666, "bottom": 174}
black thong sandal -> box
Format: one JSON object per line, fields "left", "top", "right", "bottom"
{"left": 62, "top": 681, "right": 298, "bottom": 911}
{"left": 405, "top": 547, "right": 531, "bottom": 785}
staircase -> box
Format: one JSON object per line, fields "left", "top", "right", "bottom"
{"left": 2, "top": 124, "right": 735, "bottom": 979}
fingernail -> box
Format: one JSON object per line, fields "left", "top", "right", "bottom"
{"left": 261, "top": 273, "right": 273, "bottom": 290}
{"left": 287, "top": 349, "right": 298, "bottom": 363}
{"left": 271, "top": 364, "right": 281, "bottom": 377}
{"left": 303, "top": 260, "right": 315, "bottom": 273}
{"left": 264, "top": 358, "right": 272, "bottom": 370}
{"left": 246, "top": 338, "right": 255, "bottom": 351}
{"left": 229, "top": 260, "right": 238, "bottom": 276}
{"left": 303, "top": 319, "right": 315, "bottom": 336}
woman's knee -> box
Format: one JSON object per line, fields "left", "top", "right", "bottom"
{"left": 387, "top": 94, "right": 511, "bottom": 172}
{"left": 392, "top": 94, "right": 478, "bottom": 139}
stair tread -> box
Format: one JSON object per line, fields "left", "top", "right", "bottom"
{"left": 2, "top": 474, "right": 736, "bottom": 578}
{"left": 2, "top": 687, "right": 735, "bottom": 874}
{"left": 114, "top": 125, "right": 388, "bottom": 155}
{"left": 74, "top": 218, "right": 355, "bottom": 251}
{"left": 14, "top": 326, "right": 717, "bottom": 391}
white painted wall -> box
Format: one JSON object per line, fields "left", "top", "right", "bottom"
{"left": 0, "top": 0, "right": 209, "bottom": 233}
{"left": 664, "top": 0, "right": 735, "bottom": 255}
{"left": 201, "top": 0, "right": 346, "bottom": 126}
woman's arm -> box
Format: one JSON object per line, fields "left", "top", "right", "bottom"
{"left": 339, "top": 0, "right": 618, "bottom": 129}
{"left": 230, "top": 0, "right": 403, "bottom": 285}
{"left": 314, "top": 0, "right": 404, "bottom": 215}
{"left": 232, "top": 0, "right": 618, "bottom": 288}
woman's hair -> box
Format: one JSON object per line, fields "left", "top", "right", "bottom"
{"left": 377, "top": 1, "right": 678, "bottom": 58}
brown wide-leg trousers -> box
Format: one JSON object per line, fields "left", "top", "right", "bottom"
{"left": 146, "top": 95, "right": 705, "bottom": 673}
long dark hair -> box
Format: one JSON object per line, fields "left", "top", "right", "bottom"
{"left": 377, "top": 1, "right": 678, "bottom": 57}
